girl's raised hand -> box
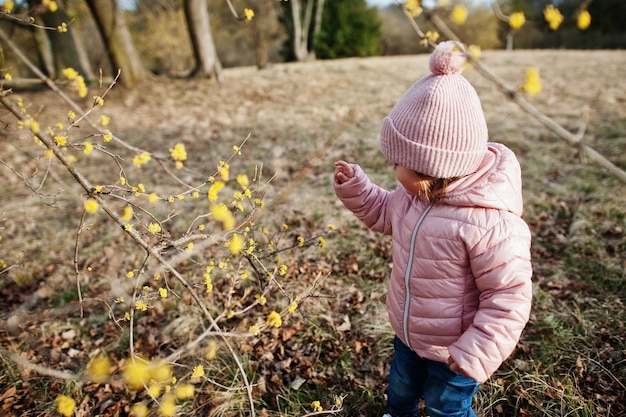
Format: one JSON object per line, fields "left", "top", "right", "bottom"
{"left": 334, "top": 160, "right": 355, "bottom": 184}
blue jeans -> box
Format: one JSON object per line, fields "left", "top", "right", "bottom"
{"left": 386, "top": 337, "right": 480, "bottom": 417}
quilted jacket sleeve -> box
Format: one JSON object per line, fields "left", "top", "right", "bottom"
{"left": 333, "top": 164, "right": 394, "bottom": 235}
{"left": 448, "top": 213, "right": 533, "bottom": 383}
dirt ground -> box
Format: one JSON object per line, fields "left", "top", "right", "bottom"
{"left": 1, "top": 49, "right": 625, "bottom": 416}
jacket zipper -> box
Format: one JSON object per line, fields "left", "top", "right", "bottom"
{"left": 402, "top": 201, "right": 435, "bottom": 350}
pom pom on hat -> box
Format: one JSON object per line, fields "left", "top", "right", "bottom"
{"left": 380, "top": 41, "right": 488, "bottom": 179}
{"left": 429, "top": 40, "right": 466, "bottom": 76}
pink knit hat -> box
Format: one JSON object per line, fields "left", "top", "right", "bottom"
{"left": 380, "top": 41, "right": 488, "bottom": 178}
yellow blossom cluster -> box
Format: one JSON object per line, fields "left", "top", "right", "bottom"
{"left": 509, "top": 12, "right": 525, "bottom": 30}
{"left": 522, "top": 67, "right": 542, "bottom": 97}
{"left": 577, "top": 10, "right": 591, "bottom": 30}
{"left": 404, "top": 0, "right": 422, "bottom": 18}
{"left": 544, "top": 4, "right": 563, "bottom": 31}
{"left": 450, "top": 5, "right": 467, "bottom": 25}
{"left": 62, "top": 67, "right": 87, "bottom": 98}
{"left": 1, "top": 1, "right": 15, "bottom": 13}
{"left": 169, "top": 143, "right": 187, "bottom": 169}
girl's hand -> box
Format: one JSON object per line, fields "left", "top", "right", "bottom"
{"left": 447, "top": 356, "right": 472, "bottom": 379}
{"left": 334, "top": 160, "right": 355, "bottom": 184}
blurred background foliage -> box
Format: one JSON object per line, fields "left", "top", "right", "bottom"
{"left": 0, "top": 0, "right": 624, "bottom": 82}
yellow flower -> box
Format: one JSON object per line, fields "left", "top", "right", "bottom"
{"left": 159, "top": 394, "right": 176, "bottom": 417}
{"left": 3, "top": 72, "right": 11, "bottom": 80}
{"left": 422, "top": 31, "right": 440, "bottom": 46}
{"left": 55, "top": 395, "right": 76, "bottom": 417}
{"left": 544, "top": 4, "right": 563, "bottom": 31}
{"left": 103, "top": 129, "right": 112, "bottom": 142}
{"left": 88, "top": 354, "right": 111, "bottom": 382}
{"left": 288, "top": 301, "right": 298, "bottom": 314}
{"left": 68, "top": 110, "right": 76, "bottom": 122}
{"left": 297, "top": 236, "right": 305, "bottom": 247}
{"left": 318, "top": 236, "right": 326, "bottom": 249}
{"left": 54, "top": 135, "right": 67, "bottom": 146}
{"left": 404, "top": 0, "right": 422, "bottom": 17}
{"left": 577, "top": 10, "right": 591, "bottom": 30}
{"left": 228, "top": 233, "right": 244, "bottom": 254}
{"left": 192, "top": 191, "right": 199, "bottom": 198}
{"left": 467, "top": 44, "right": 481, "bottom": 60}
{"left": 205, "top": 341, "right": 218, "bottom": 360}
{"left": 509, "top": 11, "right": 525, "bottom": 30}
{"left": 204, "top": 273, "right": 213, "bottom": 293}
{"left": 236, "top": 174, "right": 249, "bottom": 188}
{"left": 255, "top": 294, "right": 267, "bottom": 305}
{"left": 93, "top": 95, "right": 104, "bottom": 106}
{"left": 76, "top": 76, "right": 87, "bottom": 98}
{"left": 244, "top": 7, "right": 254, "bottom": 20}
{"left": 149, "top": 223, "right": 162, "bottom": 235}
{"left": 249, "top": 324, "right": 260, "bottom": 336}
{"left": 135, "top": 300, "right": 148, "bottom": 311}
{"left": 169, "top": 143, "right": 187, "bottom": 162}
{"left": 279, "top": 264, "right": 288, "bottom": 276}
{"left": 2, "top": 1, "right": 14, "bottom": 13}
{"left": 148, "top": 193, "right": 159, "bottom": 203}
{"left": 185, "top": 242, "right": 194, "bottom": 253}
{"left": 150, "top": 361, "right": 172, "bottom": 383}
{"left": 132, "top": 152, "right": 151, "bottom": 166}
{"left": 311, "top": 401, "right": 323, "bottom": 412}
{"left": 122, "top": 358, "right": 150, "bottom": 389}
{"left": 130, "top": 403, "right": 149, "bottom": 417}
{"left": 122, "top": 205, "right": 133, "bottom": 222}
{"left": 191, "top": 364, "right": 205, "bottom": 379}
{"left": 208, "top": 181, "right": 224, "bottom": 201}
{"left": 100, "top": 115, "right": 110, "bottom": 126}
{"left": 450, "top": 5, "right": 467, "bottom": 25}
{"left": 148, "top": 383, "right": 161, "bottom": 397}
{"left": 217, "top": 161, "right": 229, "bottom": 181}
{"left": 211, "top": 203, "right": 235, "bottom": 230}
{"left": 266, "top": 311, "right": 282, "bottom": 328}
{"left": 159, "top": 287, "right": 168, "bottom": 298}
{"left": 62, "top": 67, "right": 79, "bottom": 80}
{"left": 83, "top": 141, "right": 93, "bottom": 155}
{"left": 48, "top": 0, "right": 58, "bottom": 12}
{"left": 84, "top": 199, "right": 99, "bottom": 213}
{"left": 522, "top": 67, "right": 542, "bottom": 96}
{"left": 175, "top": 383, "right": 195, "bottom": 400}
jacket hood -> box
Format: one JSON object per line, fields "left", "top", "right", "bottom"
{"left": 439, "top": 143, "right": 524, "bottom": 216}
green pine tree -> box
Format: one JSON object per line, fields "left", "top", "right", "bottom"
{"left": 315, "top": 0, "right": 382, "bottom": 59}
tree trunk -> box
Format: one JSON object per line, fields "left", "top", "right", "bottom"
{"left": 85, "top": 0, "right": 150, "bottom": 87}
{"left": 313, "top": 0, "right": 324, "bottom": 49}
{"left": 251, "top": 0, "right": 271, "bottom": 69}
{"left": 184, "top": 0, "right": 223, "bottom": 81}
{"left": 289, "top": 0, "right": 317, "bottom": 61}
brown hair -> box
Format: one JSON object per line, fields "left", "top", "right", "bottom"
{"left": 416, "top": 176, "right": 461, "bottom": 204}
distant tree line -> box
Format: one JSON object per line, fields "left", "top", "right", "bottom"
{"left": 0, "top": 0, "right": 623, "bottom": 89}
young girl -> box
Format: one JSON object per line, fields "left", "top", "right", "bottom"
{"left": 333, "top": 41, "right": 533, "bottom": 417}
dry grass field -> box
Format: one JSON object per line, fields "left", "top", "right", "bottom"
{"left": 1, "top": 49, "right": 625, "bottom": 416}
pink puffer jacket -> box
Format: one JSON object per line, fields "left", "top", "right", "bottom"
{"left": 334, "top": 143, "right": 532, "bottom": 383}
